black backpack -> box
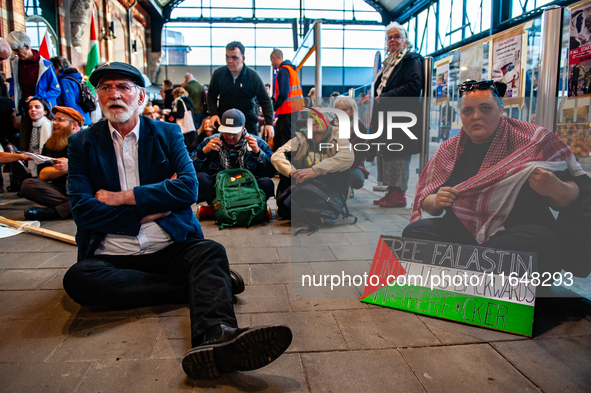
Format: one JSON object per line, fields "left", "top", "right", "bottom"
{"left": 289, "top": 179, "right": 357, "bottom": 235}
{"left": 62, "top": 76, "right": 97, "bottom": 113}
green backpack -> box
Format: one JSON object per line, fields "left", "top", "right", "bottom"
{"left": 212, "top": 168, "right": 267, "bottom": 230}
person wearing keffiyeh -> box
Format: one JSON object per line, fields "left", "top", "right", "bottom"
{"left": 403, "top": 81, "right": 588, "bottom": 275}
{"left": 191, "top": 108, "right": 276, "bottom": 216}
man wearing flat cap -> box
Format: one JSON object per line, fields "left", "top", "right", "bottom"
{"left": 21, "top": 106, "right": 83, "bottom": 220}
{"left": 62, "top": 62, "right": 292, "bottom": 380}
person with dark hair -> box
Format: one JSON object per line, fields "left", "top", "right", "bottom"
{"left": 22, "top": 97, "right": 53, "bottom": 177}
{"left": 403, "top": 80, "right": 588, "bottom": 275}
{"left": 50, "top": 56, "right": 91, "bottom": 125}
{"left": 63, "top": 62, "right": 292, "bottom": 380}
{"left": 207, "top": 41, "right": 274, "bottom": 139}
{"left": 161, "top": 79, "right": 174, "bottom": 110}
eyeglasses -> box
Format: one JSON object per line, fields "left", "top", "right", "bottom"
{"left": 387, "top": 34, "right": 404, "bottom": 41}
{"left": 459, "top": 80, "right": 507, "bottom": 97}
{"left": 53, "top": 117, "right": 76, "bottom": 124}
{"left": 95, "top": 84, "right": 137, "bottom": 95}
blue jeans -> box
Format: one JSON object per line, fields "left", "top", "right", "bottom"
{"left": 63, "top": 239, "right": 237, "bottom": 346}
{"left": 197, "top": 172, "right": 274, "bottom": 204}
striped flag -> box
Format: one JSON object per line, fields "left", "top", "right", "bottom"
{"left": 86, "top": 11, "right": 100, "bottom": 89}
{"left": 39, "top": 30, "right": 52, "bottom": 60}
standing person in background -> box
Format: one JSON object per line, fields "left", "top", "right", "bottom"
{"left": 207, "top": 41, "right": 274, "bottom": 139}
{"left": 182, "top": 73, "right": 205, "bottom": 131}
{"left": 161, "top": 79, "right": 174, "bottom": 110}
{"left": 270, "top": 49, "right": 305, "bottom": 151}
{"left": 168, "top": 87, "right": 196, "bottom": 149}
{"left": 368, "top": 22, "right": 424, "bottom": 208}
{"left": 6, "top": 31, "right": 60, "bottom": 118}
{"left": 50, "top": 56, "right": 91, "bottom": 126}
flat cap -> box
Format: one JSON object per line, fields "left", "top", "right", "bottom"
{"left": 88, "top": 62, "right": 145, "bottom": 88}
{"left": 52, "top": 106, "right": 85, "bottom": 127}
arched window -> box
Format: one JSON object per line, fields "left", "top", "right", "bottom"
{"left": 25, "top": 15, "right": 58, "bottom": 57}
{"left": 25, "top": 0, "right": 58, "bottom": 57}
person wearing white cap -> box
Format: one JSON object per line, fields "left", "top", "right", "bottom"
{"left": 192, "top": 108, "right": 276, "bottom": 218}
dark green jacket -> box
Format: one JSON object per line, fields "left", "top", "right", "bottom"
{"left": 183, "top": 79, "right": 204, "bottom": 114}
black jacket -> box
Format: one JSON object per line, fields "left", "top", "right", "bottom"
{"left": 170, "top": 96, "right": 194, "bottom": 121}
{"left": 367, "top": 51, "right": 424, "bottom": 160}
{"left": 207, "top": 65, "right": 273, "bottom": 125}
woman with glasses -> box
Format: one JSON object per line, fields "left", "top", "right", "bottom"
{"left": 369, "top": 22, "right": 424, "bottom": 208}
{"left": 403, "top": 80, "right": 588, "bottom": 276}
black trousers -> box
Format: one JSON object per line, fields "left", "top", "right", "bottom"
{"left": 402, "top": 214, "right": 561, "bottom": 274}
{"left": 273, "top": 113, "right": 293, "bottom": 151}
{"left": 63, "top": 239, "right": 237, "bottom": 346}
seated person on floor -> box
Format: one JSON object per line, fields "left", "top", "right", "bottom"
{"left": 332, "top": 96, "right": 370, "bottom": 191}
{"left": 63, "top": 62, "right": 292, "bottom": 380}
{"left": 403, "top": 80, "right": 587, "bottom": 276}
{"left": 271, "top": 108, "right": 354, "bottom": 219}
{"left": 21, "top": 106, "right": 83, "bottom": 220}
{"left": 191, "top": 108, "right": 276, "bottom": 218}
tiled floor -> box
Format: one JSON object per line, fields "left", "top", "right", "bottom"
{"left": 0, "top": 167, "right": 590, "bottom": 392}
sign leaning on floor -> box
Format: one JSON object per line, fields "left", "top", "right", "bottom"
{"left": 360, "top": 236, "right": 537, "bottom": 336}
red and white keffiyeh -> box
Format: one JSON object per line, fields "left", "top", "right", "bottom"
{"left": 411, "top": 117, "right": 585, "bottom": 243}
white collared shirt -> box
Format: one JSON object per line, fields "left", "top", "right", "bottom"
{"left": 94, "top": 120, "right": 173, "bottom": 256}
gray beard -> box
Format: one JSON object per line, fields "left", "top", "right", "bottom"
{"left": 102, "top": 101, "right": 139, "bottom": 123}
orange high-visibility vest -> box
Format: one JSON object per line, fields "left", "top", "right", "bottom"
{"left": 274, "top": 65, "right": 305, "bottom": 115}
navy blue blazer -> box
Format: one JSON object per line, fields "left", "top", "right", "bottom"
{"left": 67, "top": 117, "right": 203, "bottom": 261}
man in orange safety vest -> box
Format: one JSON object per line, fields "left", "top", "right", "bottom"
{"left": 270, "top": 49, "right": 304, "bottom": 151}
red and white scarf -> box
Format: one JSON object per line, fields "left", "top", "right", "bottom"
{"left": 411, "top": 117, "right": 585, "bottom": 243}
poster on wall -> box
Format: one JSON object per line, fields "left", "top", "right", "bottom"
{"left": 460, "top": 42, "right": 484, "bottom": 82}
{"left": 435, "top": 63, "right": 449, "bottom": 98}
{"left": 492, "top": 35, "right": 521, "bottom": 98}
{"left": 568, "top": 3, "right": 591, "bottom": 97}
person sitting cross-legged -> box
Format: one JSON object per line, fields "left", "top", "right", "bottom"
{"left": 21, "top": 106, "right": 84, "bottom": 220}
{"left": 403, "top": 80, "right": 589, "bottom": 276}
{"left": 191, "top": 108, "right": 276, "bottom": 218}
{"left": 62, "top": 62, "right": 292, "bottom": 380}
{"left": 271, "top": 108, "right": 354, "bottom": 219}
